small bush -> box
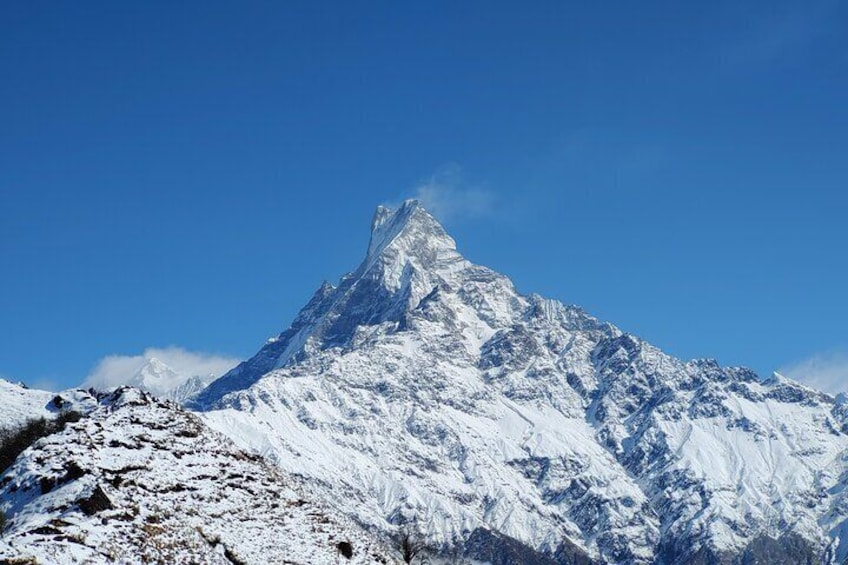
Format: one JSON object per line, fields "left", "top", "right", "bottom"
{"left": 0, "top": 418, "right": 49, "bottom": 474}
{"left": 337, "top": 541, "right": 354, "bottom": 559}
{"left": 398, "top": 526, "right": 427, "bottom": 564}
{"left": 0, "top": 508, "right": 6, "bottom": 533}
{"left": 55, "top": 410, "right": 83, "bottom": 427}
{"left": 0, "top": 411, "right": 84, "bottom": 475}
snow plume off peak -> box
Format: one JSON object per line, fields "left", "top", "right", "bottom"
{"left": 779, "top": 350, "right": 848, "bottom": 395}
{"left": 410, "top": 164, "right": 495, "bottom": 222}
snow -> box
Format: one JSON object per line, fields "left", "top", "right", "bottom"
{"left": 119, "top": 356, "right": 216, "bottom": 402}
{"left": 0, "top": 388, "right": 398, "bottom": 564}
{"left": 0, "top": 379, "right": 97, "bottom": 431}
{"left": 0, "top": 380, "right": 54, "bottom": 431}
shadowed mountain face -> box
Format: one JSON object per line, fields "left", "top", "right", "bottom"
{"left": 192, "top": 200, "right": 848, "bottom": 564}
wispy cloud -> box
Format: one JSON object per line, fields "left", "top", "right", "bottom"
{"left": 409, "top": 165, "right": 495, "bottom": 222}
{"left": 779, "top": 351, "right": 848, "bottom": 395}
{"left": 83, "top": 347, "right": 239, "bottom": 390}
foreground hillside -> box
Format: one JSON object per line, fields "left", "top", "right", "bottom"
{"left": 0, "top": 380, "right": 96, "bottom": 432}
{"left": 0, "top": 388, "right": 396, "bottom": 564}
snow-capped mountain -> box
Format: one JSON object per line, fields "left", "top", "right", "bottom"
{"left": 82, "top": 349, "right": 238, "bottom": 404}
{"left": 0, "top": 387, "right": 398, "bottom": 564}
{"left": 190, "top": 200, "right": 848, "bottom": 564}
{"left": 127, "top": 357, "right": 214, "bottom": 403}
{"left": 0, "top": 379, "right": 97, "bottom": 431}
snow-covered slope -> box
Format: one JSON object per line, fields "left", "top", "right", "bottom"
{"left": 0, "top": 380, "right": 54, "bottom": 431}
{"left": 0, "top": 387, "right": 398, "bottom": 564}
{"left": 0, "top": 379, "right": 96, "bottom": 432}
{"left": 193, "top": 200, "right": 848, "bottom": 564}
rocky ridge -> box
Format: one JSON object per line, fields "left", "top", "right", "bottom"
{"left": 0, "top": 387, "right": 397, "bottom": 564}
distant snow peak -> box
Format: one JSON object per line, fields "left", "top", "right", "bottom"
{"left": 132, "top": 356, "right": 177, "bottom": 383}
{"left": 127, "top": 357, "right": 212, "bottom": 403}
{"left": 85, "top": 348, "right": 238, "bottom": 403}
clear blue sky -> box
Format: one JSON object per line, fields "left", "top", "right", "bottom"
{"left": 2, "top": 1, "right": 846, "bottom": 391}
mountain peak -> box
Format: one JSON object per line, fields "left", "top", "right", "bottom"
{"left": 128, "top": 357, "right": 214, "bottom": 403}
{"left": 365, "top": 199, "right": 457, "bottom": 267}
{"left": 189, "top": 200, "right": 474, "bottom": 408}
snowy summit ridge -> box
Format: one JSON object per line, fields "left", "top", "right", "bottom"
{"left": 365, "top": 199, "right": 461, "bottom": 273}
{"left": 0, "top": 379, "right": 97, "bottom": 431}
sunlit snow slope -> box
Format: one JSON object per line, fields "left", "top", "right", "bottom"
{"left": 0, "top": 379, "right": 97, "bottom": 431}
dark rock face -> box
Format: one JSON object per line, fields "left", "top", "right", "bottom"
{"left": 739, "top": 533, "right": 819, "bottom": 565}
{"left": 77, "top": 485, "right": 112, "bottom": 515}
{"left": 658, "top": 532, "right": 822, "bottom": 565}
{"left": 464, "top": 528, "right": 593, "bottom": 565}
{"left": 337, "top": 540, "right": 354, "bottom": 559}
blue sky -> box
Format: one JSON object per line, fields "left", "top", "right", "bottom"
{"left": 1, "top": 1, "right": 846, "bottom": 392}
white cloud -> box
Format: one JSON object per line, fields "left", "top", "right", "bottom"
{"left": 410, "top": 165, "right": 494, "bottom": 222}
{"left": 83, "top": 347, "right": 240, "bottom": 391}
{"left": 779, "top": 351, "right": 848, "bottom": 395}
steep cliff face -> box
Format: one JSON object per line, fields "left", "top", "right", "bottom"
{"left": 0, "top": 388, "right": 397, "bottom": 564}
{"left": 191, "top": 200, "right": 848, "bottom": 563}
